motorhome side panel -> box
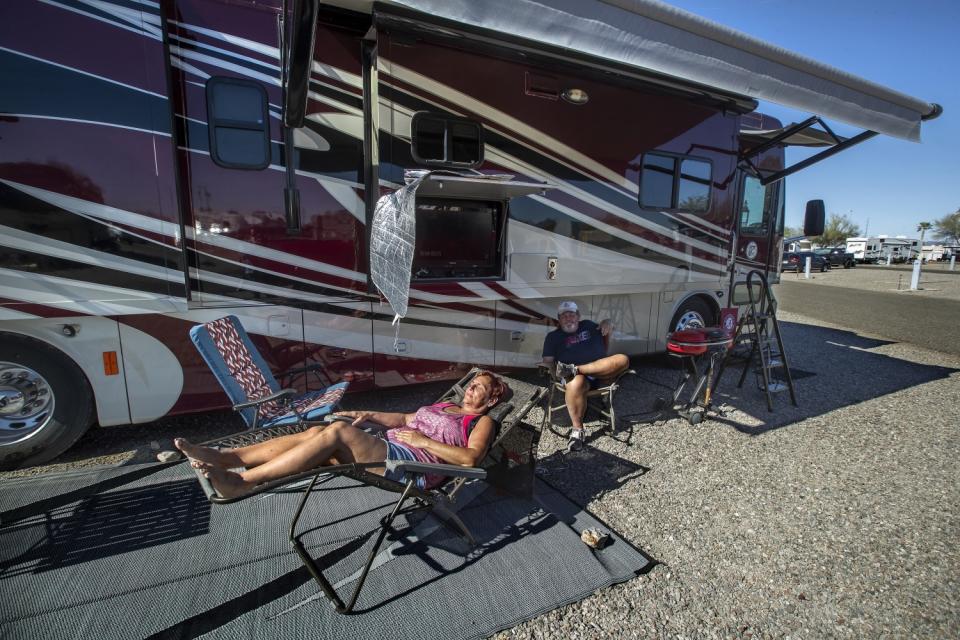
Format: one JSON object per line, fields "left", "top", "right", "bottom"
{"left": 162, "top": 0, "right": 377, "bottom": 391}
{"left": 373, "top": 29, "right": 741, "bottom": 364}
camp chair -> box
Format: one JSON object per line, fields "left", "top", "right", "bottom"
{"left": 188, "top": 368, "right": 544, "bottom": 613}
{"left": 190, "top": 315, "right": 348, "bottom": 430}
{"left": 538, "top": 362, "right": 635, "bottom": 439}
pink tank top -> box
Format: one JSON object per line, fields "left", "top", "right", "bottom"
{"left": 386, "top": 402, "right": 480, "bottom": 488}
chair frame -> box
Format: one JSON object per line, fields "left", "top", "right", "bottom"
{"left": 189, "top": 315, "right": 348, "bottom": 431}
{"left": 539, "top": 362, "right": 635, "bottom": 438}
{"left": 189, "top": 368, "right": 544, "bottom": 613}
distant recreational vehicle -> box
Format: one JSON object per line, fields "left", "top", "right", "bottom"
{"left": 0, "top": 0, "right": 940, "bottom": 468}
{"left": 847, "top": 236, "right": 920, "bottom": 263}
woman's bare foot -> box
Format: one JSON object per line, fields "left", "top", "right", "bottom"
{"left": 204, "top": 467, "right": 254, "bottom": 499}
{"left": 174, "top": 438, "right": 229, "bottom": 468}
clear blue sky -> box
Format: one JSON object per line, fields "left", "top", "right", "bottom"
{"left": 664, "top": 0, "right": 960, "bottom": 239}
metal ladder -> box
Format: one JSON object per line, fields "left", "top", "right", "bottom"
{"left": 719, "top": 269, "right": 797, "bottom": 411}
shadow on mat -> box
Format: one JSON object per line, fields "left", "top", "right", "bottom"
{"left": 0, "top": 478, "right": 210, "bottom": 579}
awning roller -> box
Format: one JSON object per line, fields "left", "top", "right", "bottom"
{"left": 371, "top": 0, "right": 940, "bottom": 142}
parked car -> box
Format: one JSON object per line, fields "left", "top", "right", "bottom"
{"left": 815, "top": 247, "right": 855, "bottom": 268}
{"left": 782, "top": 251, "right": 830, "bottom": 272}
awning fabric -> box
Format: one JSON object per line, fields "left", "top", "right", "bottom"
{"left": 366, "top": 0, "right": 939, "bottom": 142}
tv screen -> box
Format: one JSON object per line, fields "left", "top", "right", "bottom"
{"left": 413, "top": 198, "right": 502, "bottom": 279}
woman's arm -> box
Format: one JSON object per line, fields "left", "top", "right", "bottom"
{"left": 392, "top": 415, "right": 496, "bottom": 467}
{"left": 336, "top": 409, "right": 416, "bottom": 430}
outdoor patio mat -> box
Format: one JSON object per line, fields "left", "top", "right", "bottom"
{"left": 0, "top": 460, "right": 650, "bottom": 639}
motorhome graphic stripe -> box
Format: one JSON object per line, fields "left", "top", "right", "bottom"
{"left": 514, "top": 196, "right": 725, "bottom": 274}
{"left": 0, "top": 49, "right": 169, "bottom": 134}
{"left": 186, "top": 248, "right": 367, "bottom": 300}
{"left": 0, "top": 179, "right": 180, "bottom": 242}
{"left": 167, "top": 33, "right": 280, "bottom": 76}
{"left": 35, "top": 0, "right": 161, "bottom": 41}
{"left": 0, "top": 250, "right": 180, "bottom": 298}
{"left": 0, "top": 295, "right": 93, "bottom": 319}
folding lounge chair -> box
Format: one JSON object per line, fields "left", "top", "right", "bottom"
{"left": 539, "top": 362, "right": 635, "bottom": 438}
{"left": 188, "top": 368, "right": 545, "bottom": 614}
{"left": 190, "top": 315, "right": 348, "bottom": 431}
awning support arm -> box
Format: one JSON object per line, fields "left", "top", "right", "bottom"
{"left": 739, "top": 116, "right": 821, "bottom": 160}
{"left": 759, "top": 130, "right": 878, "bottom": 186}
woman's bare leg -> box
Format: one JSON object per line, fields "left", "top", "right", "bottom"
{"left": 204, "top": 422, "right": 389, "bottom": 498}
{"left": 175, "top": 424, "right": 328, "bottom": 469}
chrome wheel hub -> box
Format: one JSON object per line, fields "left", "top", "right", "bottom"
{"left": 0, "top": 362, "right": 55, "bottom": 445}
{"left": 675, "top": 310, "right": 706, "bottom": 332}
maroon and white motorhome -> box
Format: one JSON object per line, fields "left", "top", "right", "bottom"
{"left": 0, "top": 0, "right": 941, "bottom": 467}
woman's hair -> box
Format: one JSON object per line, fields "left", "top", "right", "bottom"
{"left": 473, "top": 370, "right": 508, "bottom": 406}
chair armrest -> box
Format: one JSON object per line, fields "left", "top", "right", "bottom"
{"left": 232, "top": 388, "right": 296, "bottom": 411}
{"left": 537, "top": 363, "right": 557, "bottom": 381}
{"left": 385, "top": 460, "right": 487, "bottom": 480}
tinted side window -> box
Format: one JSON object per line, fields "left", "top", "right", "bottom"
{"left": 411, "top": 113, "right": 483, "bottom": 167}
{"left": 640, "top": 155, "right": 674, "bottom": 208}
{"left": 639, "top": 152, "right": 712, "bottom": 213}
{"left": 678, "top": 159, "right": 711, "bottom": 212}
{"left": 206, "top": 77, "right": 270, "bottom": 170}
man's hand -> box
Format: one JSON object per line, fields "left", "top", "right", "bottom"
{"left": 599, "top": 319, "right": 614, "bottom": 337}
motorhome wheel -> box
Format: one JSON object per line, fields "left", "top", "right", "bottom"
{"left": 670, "top": 298, "right": 713, "bottom": 333}
{"left": 0, "top": 336, "right": 94, "bottom": 470}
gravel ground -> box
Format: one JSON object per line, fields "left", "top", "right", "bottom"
{"left": 491, "top": 310, "right": 960, "bottom": 639}
{"left": 780, "top": 263, "right": 960, "bottom": 300}
{"left": 3, "top": 308, "right": 959, "bottom": 638}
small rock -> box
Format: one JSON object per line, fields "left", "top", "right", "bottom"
{"left": 156, "top": 450, "right": 182, "bottom": 463}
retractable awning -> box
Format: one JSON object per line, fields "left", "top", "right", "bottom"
{"left": 359, "top": 0, "right": 940, "bottom": 142}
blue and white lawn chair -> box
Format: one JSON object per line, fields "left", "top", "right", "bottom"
{"left": 189, "top": 315, "right": 348, "bottom": 430}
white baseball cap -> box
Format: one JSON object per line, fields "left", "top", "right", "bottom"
{"left": 557, "top": 301, "right": 579, "bottom": 316}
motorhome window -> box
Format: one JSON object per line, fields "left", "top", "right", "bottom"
{"left": 206, "top": 77, "right": 270, "bottom": 170}
{"left": 677, "top": 159, "right": 711, "bottom": 212}
{"left": 411, "top": 113, "right": 483, "bottom": 167}
{"left": 639, "top": 153, "right": 712, "bottom": 212}
{"left": 412, "top": 198, "right": 503, "bottom": 279}
{"left": 640, "top": 155, "right": 674, "bottom": 208}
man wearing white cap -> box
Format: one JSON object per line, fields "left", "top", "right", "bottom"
{"left": 542, "top": 301, "right": 629, "bottom": 450}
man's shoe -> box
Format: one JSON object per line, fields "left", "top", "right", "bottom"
{"left": 556, "top": 362, "right": 578, "bottom": 381}
{"left": 566, "top": 429, "right": 584, "bottom": 452}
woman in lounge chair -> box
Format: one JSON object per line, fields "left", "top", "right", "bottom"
{"left": 174, "top": 370, "right": 508, "bottom": 499}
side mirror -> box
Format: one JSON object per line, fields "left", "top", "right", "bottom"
{"left": 804, "top": 199, "right": 825, "bottom": 237}
{"left": 283, "top": 0, "right": 318, "bottom": 129}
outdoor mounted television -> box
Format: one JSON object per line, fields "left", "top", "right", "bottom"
{"left": 413, "top": 198, "right": 504, "bottom": 280}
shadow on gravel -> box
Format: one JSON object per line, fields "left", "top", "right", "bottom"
{"left": 703, "top": 320, "right": 959, "bottom": 435}
{"left": 536, "top": 445, "right": 650, "bottom": 507}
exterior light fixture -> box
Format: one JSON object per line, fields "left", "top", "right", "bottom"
{"left": 561, "top": 88, "right": 589, "bottom": 105}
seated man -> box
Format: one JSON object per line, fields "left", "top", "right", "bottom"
{"left": 542, "top": 301, "right": 629, "bottom": 450}
{"left": 174, "top": 370, "right": 508, "bottom": 498}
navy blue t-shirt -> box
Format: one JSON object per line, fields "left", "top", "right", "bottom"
{"left": 542, "top": 320, "right": 606, "bottom": 365}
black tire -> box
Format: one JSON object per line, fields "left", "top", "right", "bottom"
{"left": 0, "top": 335, "right": 95, "bottom": 470}
{"left": 669, "top": 297, "right": 715, "bottom": 333}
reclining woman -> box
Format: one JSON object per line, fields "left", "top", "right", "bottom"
{"left": 174, "top": 370, "right": 509, "bottom": 499}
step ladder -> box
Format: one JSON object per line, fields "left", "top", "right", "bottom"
{"left": 718, "top": 269, "right": 797, "bottom": 411}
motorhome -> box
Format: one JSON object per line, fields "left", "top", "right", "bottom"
{"left": 0, "top": 0, "right": 941, "bottom": 467}
{"left": 846, "top": 237, "right": 884, "bottom": 263}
